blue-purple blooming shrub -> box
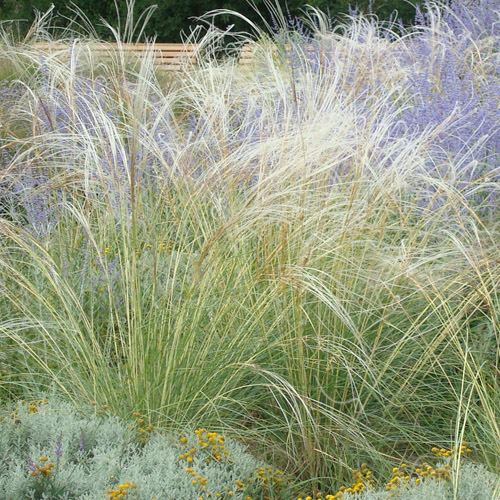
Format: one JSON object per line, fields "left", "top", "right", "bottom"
{"left": 265, "top": 1, "right": 499, "bottom": 212}
{"left": 395, "top": 1, "right": 499, "bottom": 209}
{"left": 1, "top": 0, "right": 497, "bottom": 232}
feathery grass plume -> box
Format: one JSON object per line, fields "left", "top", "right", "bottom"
{"left": 0, "top": 0, "right": 498, "bottom": 490}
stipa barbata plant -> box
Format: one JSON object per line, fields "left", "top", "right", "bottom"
{"left": 0, "top": 399, "right": 263, "bottom": 499}
{"left": 0, "top": 0, "right": 498, "bottom": 489}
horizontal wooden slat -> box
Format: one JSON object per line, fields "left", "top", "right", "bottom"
{"left": 32, "top": 42, "right": 256, "bottom": 69}
{"left": 34, "top": 47, "right": 197, "bottom": 55}
{"left": 33, "top": 42, "right": 198, "bottom": 48}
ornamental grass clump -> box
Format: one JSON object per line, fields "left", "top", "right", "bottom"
{"left": 0, "top": 0, "right": 498, "bottom": 492}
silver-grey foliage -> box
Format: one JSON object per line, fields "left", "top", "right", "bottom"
{"left": 0, "top": 399, "right": 261, "bottom": 499}
{"left": 340, "top": 464, "right": 499, "bottom": 500}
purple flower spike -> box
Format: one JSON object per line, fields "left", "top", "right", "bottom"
{"left": 55, "top": 434, "right": 63, "bottom": 459}
{"left": 79, "top": 431, "right": 85, "bottom": 454}
{"left": 27, "top": 457, "right": 37, "bottom": 473}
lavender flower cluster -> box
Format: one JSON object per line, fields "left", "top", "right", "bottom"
{"left": 400, "top": 1, "right": 499, "bottom": 161}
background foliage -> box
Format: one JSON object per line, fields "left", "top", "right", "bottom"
{"left": 0, "top": 1, "right": 422, "bottom": 41}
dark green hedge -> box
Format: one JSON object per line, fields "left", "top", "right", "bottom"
{"left": 0, "top": 1, "right": 422, "bottom": 41}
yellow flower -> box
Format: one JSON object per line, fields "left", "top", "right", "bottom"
{"left": 180, "top": 436, "right": 188, "bottom": 444}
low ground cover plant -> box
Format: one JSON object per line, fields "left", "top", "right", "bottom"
{"left": 0, "top": 399, "right": 263, "bottom": 498}
{"left": 0, "top": 399, "right": 497, "bottom": 499}
{"left": 0, "top": 0, "right": 498, "bottom": 495}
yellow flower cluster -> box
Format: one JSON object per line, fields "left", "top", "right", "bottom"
{"left": 132, "top": 411, "right": 154, "bottom": 443}
{"left": 28, "top": 399, "right": 49, "bottom": 414}
{"left": 11, "top": 399, "right": 48, "bottom": 423}
{"left": 195, "top": 428, "right": 228, "bottom": 462}
{"left": 184, "top": 466, "right": 250, "bottom": 499}
{"left": 180, "top": 428, "right": 230, "bottom": 463}
{"left": 431, "top": 442, "right": 472, "bottom": 458}
{"left": 385, "top": 461, "right": 451, "bottom": 491}
{"left": 180, "top": 450, "right": 272, "bottom": 500}
{"left": 298, "top": 443, "right": 473, "bottom": 498}
{"left": 255, "top": 466, "right": 285, "bottom": 495}
{"left": 415, "top": 463, "right": 450, "bottom": 480}
{"left": 385, "top": 464, "right": 412, "bottom": 491}
{"left": 352, "top": 463, "right": 375, "bottom": 490}
{"left": 178, "top": 428, "right": 229, "bottom": 468}
{"left": 139, "top": 241, "right": 173, "bottom": 255}
{"left": 178, "top": 446, "right": 197, "bottom": 464}
{"left": 185, "top": 467, "right": 208, "bottom": 489}
{"left": 30, "top": 455, "right": 55, "bottom": 478}
{"left": 298, "top": 464, "right": 374, "bottom": 499}
{"left": 106, "top": 482, "right": 136, "bottom": 499}
{"left": 157, "top": 241, "right": 173, "bottom": 252}
{"left": 432, "top": 447, "right": 453, "bottom": 458}
{"left": 102, "top": 240, "right": 174, "bottom": 258}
